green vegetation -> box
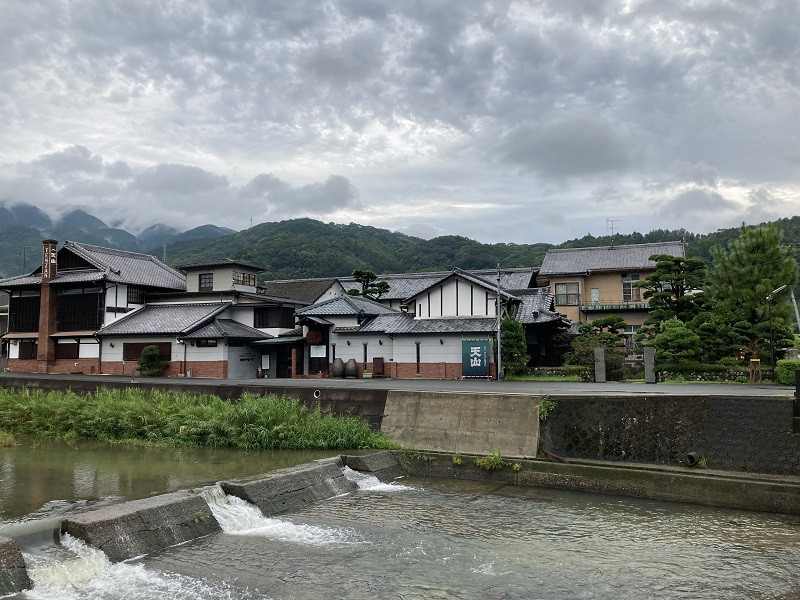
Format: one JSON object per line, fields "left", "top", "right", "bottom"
{"left": 775, "top": 360, "right": 800, "bottom": 386}
{"left": 0, "top": 431, "right": 17, "bottom": 447}
{"left": 346, "top": 268, "right": 391, "bottom": 299}
{"left": 500, "top": 316, "right": 529, "bottom": 375}
{"left": 475, "top": 450, "right": 507, "bottom": 471}
{"left": 0, "top": 388, "right": 395, "bottom": 450}
{"left": 136, "top": 345, "right": 170, "bottom": 376}
{"left": 452, "top": 452, "right": 463, "bottom": 466}
{"left": 538, "top": 398, "right": 556, "bottom": 421}
{"left": 567, "top": 315, "right": 627, "bottom": 381}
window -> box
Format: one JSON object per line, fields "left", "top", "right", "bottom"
{"left": 233, "top": 271, "right": 256, "bottom": 286}
{"left": 254, "top": 307, "right": 295, "bottom": 328}
{"left": 555, "top": 282, "right": 580, "bottom": 306}
{"left": 127, "top": 287, "right": 145, "bottom": 304}
{"left": 196, "top": 339, "right": 218, "bottom": 347}
{"left": 199, "top": 273, "right": 213, "bottom": 292}
{"left": 622, "top": 273, "right": 642, "bottom": 302}
{"left": 591, "top": 288, "right": 599, "bottom": 305}
{"left": 57, "top": 288, "right": 103, "bottom": 331}
{"left": 18, "top": 340, "right": 37, "bottom": 360}
{"left": 55, "top": 342, "right": 79, "bottom": 359}
{"left": 9, "top": 294, "right": 40, "bottom": 332}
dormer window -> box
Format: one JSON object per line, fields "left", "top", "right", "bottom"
{"left": 199, "top": 273, "right": 213, "bottom": 292}
{"left": 233, "top": 271, "right": 256, "bottom": 286}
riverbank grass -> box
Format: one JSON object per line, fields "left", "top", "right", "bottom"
{"left": 0, "top": 388, "right": 396, "bottom": 451}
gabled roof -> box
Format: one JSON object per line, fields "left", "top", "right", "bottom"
{"left": 402, "top": 269, "right": 518, "bottom": 304}
{"left": 338, "top": 267, "right": 536, "bottom": 302}
{"left": 177, "top": 258, "right": 264, "bottom": 272}
{"left": 257, "top": 278, "right": 342, "bottom": 304}
{"left": 0, "top": 241, "right": 187, "bottom": 291}
{"left": 295, "top": 294, "right": 398, "bottom": 317}
{"left": 96, "top": 303, "right": 229, "bottom": 336}
{"left": 539, "top": 242, "right": 685, "bottom": 276}
{"left": 182, "top": 319, "right": 272, "bottom": 341}
{"left": 354, "top": 313, "right": 497, "bottom": 335}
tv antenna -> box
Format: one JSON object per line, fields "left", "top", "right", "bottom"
{"left": 606, "top": 218, "right": 621, "bottom": 247}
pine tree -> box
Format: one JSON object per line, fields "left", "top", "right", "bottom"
{"left": 500, "top": 316, "right": 529, "bottom": 375}
{"left": 705, "top": 224, "right": 798, "bottom": 360}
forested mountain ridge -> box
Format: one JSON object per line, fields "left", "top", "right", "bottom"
{"left": 1, "top": 198, "right": 798, "bottom": 281}
{"left": 155, "top": 216, "right": 800, "bottom": 281}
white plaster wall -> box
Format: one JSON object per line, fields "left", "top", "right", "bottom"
{"left": 230, "top": 306, "right": 254, "bottom": 327}
{"left": 79, "top": 339, "right": 99, "bottom": 359}
{"left": 8, "top": 343, "right": 18, "bottom": 359}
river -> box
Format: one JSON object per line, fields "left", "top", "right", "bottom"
{"left": 2, "top": 437, "right": 799, "bottom": 599}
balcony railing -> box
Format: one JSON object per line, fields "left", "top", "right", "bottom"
{"left": 580, "top": 300, "right": 649, "bottom": 311}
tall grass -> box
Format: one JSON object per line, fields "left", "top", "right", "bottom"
{"left": 0, "top": 388, "right": 395, "bottom": 451}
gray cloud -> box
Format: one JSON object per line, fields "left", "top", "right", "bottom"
{"left": 500, "top": 117, "right": 634, "bottom": 179}
{"left": 0, "top": 0, "right": 797, "bottom": 244}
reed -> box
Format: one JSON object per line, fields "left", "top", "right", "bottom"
{"left": 0, "top": 388, "right": 395, "bottom": 451}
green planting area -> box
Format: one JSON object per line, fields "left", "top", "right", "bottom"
{"left": 0, "top": 388, "right": 396, "bottom": 451}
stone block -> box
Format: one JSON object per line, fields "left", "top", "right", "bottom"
{"left": 0, "top": 535, "right": 31, "bottom": 596}
{"left": 221, "top": 458, "right": 357, "bottom": 516}
{"left": 62, "top": 491, "right": 220, "bottom": 563}
{"left": 343, "top": 451, "right": 404, "bottom": 481}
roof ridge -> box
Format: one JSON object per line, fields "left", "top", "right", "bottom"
{"left": 549, "top": 240, "right": 684, "bottom": 252}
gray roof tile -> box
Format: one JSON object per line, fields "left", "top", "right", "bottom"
{"left": 539, "top": 242, "right": 684, "bottom": 275}
{"left": 514, "top": 288, "right": 566, "bottom": 325}
{"left": 97, "top": 303, "right": 229, "bottom": 336}
{"left": 356, "top": 313, "right": 497, "bottom": 335}
{"left": 0, "top": 241, "right": 186, "bottom": 291}
{"left": 296, "top": 295, "right": 398, "bottom": 317}
{"left": 257, "top": 279, "right": 341, "bottom": 303}
{"left": 183, "top": 319, "right": 272, "bottom": 340}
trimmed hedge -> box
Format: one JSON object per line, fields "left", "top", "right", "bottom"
{"left": 775, "top": 360, "right": 800, "bottom": 386}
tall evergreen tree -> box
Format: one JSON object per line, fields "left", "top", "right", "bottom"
{"left": 704, "top": 223, "right": 798, "bottom": 360}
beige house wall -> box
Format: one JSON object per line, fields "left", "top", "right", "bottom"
{"left": 549, "top": 270, "right": 654, "bottom": 324}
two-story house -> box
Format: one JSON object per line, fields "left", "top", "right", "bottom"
{"left": 95, "top": 259, "right": 308, "bottom": 379}
{"left": 538, "top": 241, "right": 685, "bottom": 354}
{"left": 0, "top": 239, "right": 186, "bottom": 374}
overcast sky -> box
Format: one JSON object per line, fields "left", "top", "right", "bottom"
{"left": 1, "top": 1, "right": 798, "bottom": 244}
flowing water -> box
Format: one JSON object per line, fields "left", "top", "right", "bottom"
{"left": 2, "top": 438, "right": 800, "bottom": 599}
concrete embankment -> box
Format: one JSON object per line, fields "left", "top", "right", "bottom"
{"left": 398, "top": 451, "right": 800, "bottom": 515}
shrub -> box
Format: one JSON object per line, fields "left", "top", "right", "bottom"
{"left": 775, "top": 359, "right": 800, "bottom": 386}
{"left": 137, "top": 345, "right": 170, "bottom": 376}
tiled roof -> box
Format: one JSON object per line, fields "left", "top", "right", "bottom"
{"left": 295, "top": 295, "right": 398, "bottom": 317}
{"left": 338, "top": 268, "right": 535, "bottom": 302}
{"left": 513, "top": 288, "right": 566, "bottom": 325}
{"left": 182, "top": 319, "right": 272, "bottom": 341}
{"left": 539, "top": 242, "right": 685, "bottom": 275}
{"left": 0, "top": 242, "right": 187, "bottom": 290}
{"left": 356, "top": 313, "right": 497, "bottom": 335}
{"left": 177, "top": 258, "right": 264, "bottom": 272}
{"left": 65, "top": 241, "right": 187, "bottom": 289}
{"left": 97, "top": 303, "right": 229, "bottom": 336}
{"left": 257, "top": 279, "right": 341, "bottom": 304}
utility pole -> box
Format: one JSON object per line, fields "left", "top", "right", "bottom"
{"left": 496, "top": 263, "right": 502, "bottom": 381}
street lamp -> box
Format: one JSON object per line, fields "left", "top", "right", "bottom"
{"left": 767, "top": 284, "right": 788, "bottom": 378}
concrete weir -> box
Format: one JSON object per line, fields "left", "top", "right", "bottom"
{"left": 220, "top": 456, "right": 357, "bottom": 516}
{"left": 61, "top": 490, "right": 221, "bottom": 563}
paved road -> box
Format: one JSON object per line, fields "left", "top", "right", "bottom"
{"left": 0, "top": 372, "right": 794, "bottom": 397}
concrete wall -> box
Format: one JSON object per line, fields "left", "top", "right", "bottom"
{"left": 380, "top": 390, "right": 540, "bottom": 458}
